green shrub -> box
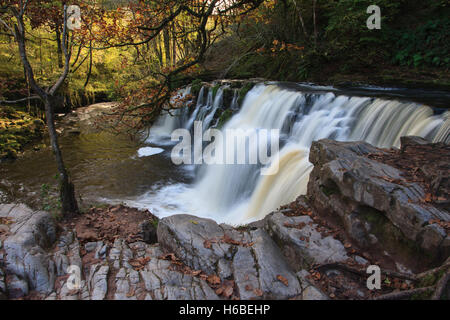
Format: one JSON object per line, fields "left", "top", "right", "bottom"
{"left": 392, "top": 19, "right": 450, "bottom": 68}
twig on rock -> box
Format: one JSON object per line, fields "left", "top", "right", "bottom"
{"left": 373, "top": 286, "right": 435, "bottom": 300}
{"left": 316, "top": 262, "right": 416, "bottom": 281}
{"left": 431, "top": 269, "right": 450, "bottom": 300}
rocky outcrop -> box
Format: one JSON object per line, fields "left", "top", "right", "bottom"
{"left": 57, "top": 102, "right": 118, "bottom": 136}
{"left": 157, "top": 214, "right": 314, "bottom": 299}
{"left": 0, "top": 204, "right": 333, "bottom": 300}
{"left": 263, "top": 208, "right": 349, "bottom": 271}
{"left": 0, "top": 203, "right": 57, "bottom": 295}
{"left": 307, "top": 138, "right": 449, "bottom": 264}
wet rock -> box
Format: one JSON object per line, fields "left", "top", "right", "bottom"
{"left": 45, "top": 292, "right": 57, "bottom": 300}
{"left": 1, "top": 203, "right": 335, "bottom": 300}
{"left": 139, "top": 220, "right": 158, "bottom": 244}
{"left": 308, "top": 139, "right": 449, "bottom": 262}
{"left": 94, "top": 242, "right": 108, "bottom": 259}
{"left": 7, "top": 274, "right": 29, "bottom": 299}
{"left": 400, "top": 136, "right": 429, "bottom": 152}
{"left": 140, "top": 265, "right": 219, "bottom": 300}
{"left": 157, "top": 214, "right": 312, "bottom": 300}
{"left": 113, "top": 268, "right": 134, "bottom": 300}
{"left": 88, "top": 264, "right": 109, "bottom": 300}
{"left": 157, "top": 214, "right": 233, "bottom": 274}
{"left": 84, "top": 241, "right": 97, "bottom": 252}
{"left": 353, "top": 255, "right": 369, "bottom": 266}
{"left": 249, "top": 229, "right": 303, "bottom": 299}
{"left": 0, "top": 268, "right": 6, "bottom": 294}
{"left": 264, "top": 211, "right": 348, "bottom": 271}
{"left": 296, "top": 270, "right": 328, "bottom": 300}
{"left": 59, "top": 280, "right": 79, "bottom": 300}
{"left": 1, "top": 203, "right": 56, "bottom": 293}
{"left": 53, "top": 252, "right": 70, "bottom": 277}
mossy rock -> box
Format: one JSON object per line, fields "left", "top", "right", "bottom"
{"left": 359, "top": 206, "right": 431, "bottom": 262}
{"left": 0, "top": 109, "right": 44, "bottom": 160}
{"left": 190, "top": 79, "right": 204, "bottom": 97}
{"left": 216, "top": 109, "right": 234, "bottom": 128}
{"left": 211, "top": 84, "right": 221, "bottom": 99}
{"left": 238, "top": 82, "right": 255, "bottom": 106}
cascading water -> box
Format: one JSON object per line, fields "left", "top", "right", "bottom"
{"left": 129, "top": 83, "right": 450, "bottom": 225}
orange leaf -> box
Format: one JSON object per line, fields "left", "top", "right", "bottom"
{"left": 207, "top": 275, "right": 221, "bottom": 285}
{"left": 203, "top": 240, "right": 212, "bottom": 249}
{"left": 253, "top": 288, "right": 263, "bottom": 297}
{"left": 223, "top": 286, "right": 234, "bottom": 298}
{"left": 277, "top": 275, "right": 289, "bottom": 286}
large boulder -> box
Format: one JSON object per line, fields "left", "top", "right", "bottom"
{"left": 0, "top": 204, "right": 57, "bottom": 295}
{"left": 264, "top": 211, "right": 348, "bottom": 271}
{"left": 157, "top": 214, "right": 327, "bottom": 299}
{"left": 307, "top": 139, "right": 449, "bottom": 263}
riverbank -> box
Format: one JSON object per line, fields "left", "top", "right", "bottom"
{"left": 0, "top": 137, "right": 448, "bottom": 300}
{"left": 0, "top": 107, "right": 45, "bottom": 161}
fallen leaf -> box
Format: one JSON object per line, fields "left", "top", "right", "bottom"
{"left": 207, "top": 275, "right": 221, "bottom": 285}
{"left": 203, "top": 240, "right": 212, "bottom": 249}
{"left": 253, "top": 288, "right": 263, "bottom": 297}
{"left": 126, "top": 288, "right": 135, "bottom": 297}
{"left": 223, "top": 286, "right": 234, "bottom": 298}
{"left": 277, "top": 275, "right": 289, "bottom": 286}
{"left": 215, "top": 287, "right": 224, "bottom": 295}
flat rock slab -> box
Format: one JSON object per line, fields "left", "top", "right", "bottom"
{"left": 264, "top": 211, "right": 348, "bottom": 271}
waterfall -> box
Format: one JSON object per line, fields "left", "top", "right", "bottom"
{"left": 133, "top": 83, "right": 450, "bottom": 225}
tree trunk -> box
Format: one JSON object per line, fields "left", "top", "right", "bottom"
{"left": 44, "top": 96, "right": 79, "bottom": 216}
{"left": 153, "top": 35, "right": 163, "bottom": 68}
{"left": 312, "top": 0, "right": 318, "bottom": 48}
{"left": 55, "top": 27, "right": 63, "bottom": 68}
{"left": 163, "top": 28, "right": 171, "bottom": 67}
{"left": 172, "top": 24, "right": 177, "bottom": 67}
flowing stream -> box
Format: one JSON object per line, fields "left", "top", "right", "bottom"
{"left": 1, "top": 82, "right": 449, "bottom": 225}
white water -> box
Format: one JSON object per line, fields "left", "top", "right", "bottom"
{"left": 127, "top": 84, "right": 450, "bottom": 225}
{"left": 137, "top": 147, "right": 164, "bottom": 157}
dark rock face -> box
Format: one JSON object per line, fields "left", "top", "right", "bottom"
{"left": 139, "top": 220, "right": 157, "bottom": 244}
{"left": 307, "top": 138, "right": 449, "bottom": 264}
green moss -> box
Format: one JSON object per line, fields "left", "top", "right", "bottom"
{"left": 237, "top": 82, "right": 255, "bottom": 106}
{"left": 211, "top": 84, "right": 221, "bottom": 99}
{"left": 216, "top": 109, "right": 234, "bottom": 128}
{"left": 190, "top": 79, "right": 203, "bottom": 97}
{"left": 359, "top": 206, "right": 432, "bottom": 261}
{"left": 0, "top": 109, "right": 44, "bottom": 160}
{"left": 320, "top": 179, "right": 340, "bottom": 197}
